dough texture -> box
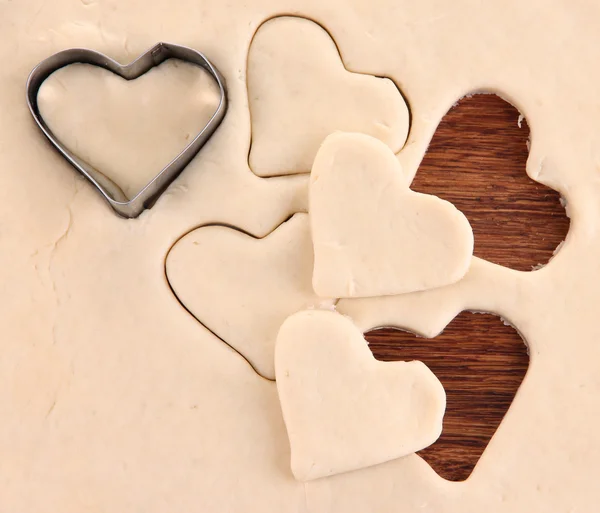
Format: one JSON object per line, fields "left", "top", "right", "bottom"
{"left": 38, "top": 60, "right": 221, "bottom": 199}
{"left": 276, "top": 309, "right": 446, "bottom": 481}
{"left": 248, "top": 16, "right": 409, "bottom": 176}
{"left": 166, "top": 213, "right": 334, "bottom": 379}
{"left": 1, "top": 1, "right": 599, "bottom": 512}
{"left": 310, "top": 132, "right": 474, "bottom": 298}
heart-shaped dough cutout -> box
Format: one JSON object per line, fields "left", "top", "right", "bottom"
{"left": 166, "top": 214, "right": 335, "bottom": 380}
{"left": 37, "top": 59, "right": 221, "bottom": 201}
{"left": 276, "top": 309, "right": 446, "bottom": 481}
{"left": 310, "top": 132, "right": 474, "bottom": 298}
{"left": 248, "top": 16, "right": 409, "bottom": 176}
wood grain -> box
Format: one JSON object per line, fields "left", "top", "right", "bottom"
{"left": 365, "top": 94, "right": 570, "bottom": 482}
{"left": 411, "top": 94, "right": 570, "bottom": 271}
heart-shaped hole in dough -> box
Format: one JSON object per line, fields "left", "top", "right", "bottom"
{"left": 411, "top": 94, "right": 570, "bottom": 271}
{"left": 366, "top": 311, "right": 529, "bottom": 482}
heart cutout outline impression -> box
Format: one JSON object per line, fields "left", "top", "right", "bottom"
{"left": 166, "top": 213, "right": 336, "bottom": 380}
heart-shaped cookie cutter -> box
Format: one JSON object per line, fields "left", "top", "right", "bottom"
{"left": 26, "top": 42, "right": 227, "bottom": 218}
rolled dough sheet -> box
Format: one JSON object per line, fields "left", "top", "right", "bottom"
{"left": 1, "top": 2, "right": 600, "bottom": 512}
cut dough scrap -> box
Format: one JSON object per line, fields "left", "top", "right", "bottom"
{"left": 310, "top": 132, "right": 474, "bottom": 298}
{"left": 247, "top": 16, "right": 409, "bottom": 177}
{"left": 276, "top": 309, "right": 446, "bottom": 481}
{"left": 166, "top": 214, "right": 335, "bottom": 380}
{"left": 37, "top": 59, "right": 221, "bottom": 200}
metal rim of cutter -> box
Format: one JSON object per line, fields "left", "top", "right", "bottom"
{"left": 26, "top": 42, "right": 228, "bottom": 219}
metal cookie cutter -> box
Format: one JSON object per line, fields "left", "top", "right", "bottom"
{"left": 26, "top": 42, "right": 227, "bottom": 218}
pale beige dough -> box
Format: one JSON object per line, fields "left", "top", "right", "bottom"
{"left": 310, "top": 132, "right": 473, "bottom": 298}
{"left": 276, "top": 309, "right": 445, "bottom": 481}
{"left": 247, "top": 16, "right": 409, "bottom": 177}
{"left": 1, "top": 1, "right": 599, "bottom": 512}
{"left": 166, "top": 213, "right": 335, "bottom": 380}
{"left": 38, "top": 60, "right": 221, "bottom": 199}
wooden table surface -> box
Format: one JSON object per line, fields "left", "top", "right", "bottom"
{"left": 365, "top": 94, "right": 570, "bottom": 482}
